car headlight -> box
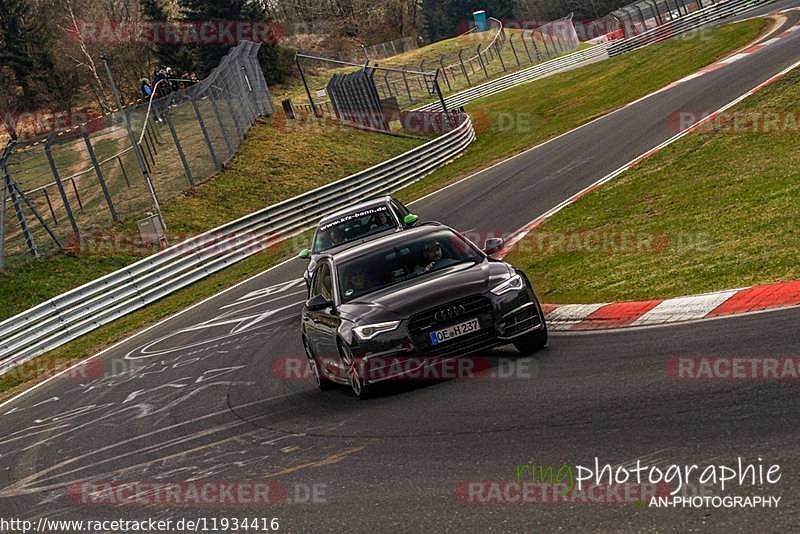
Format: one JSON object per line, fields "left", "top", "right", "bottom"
{"left": 353, "top": 321, "right": 401, "bottom": 340}
{"left": 491, "top": 274, "right": 525, "bottom": 295}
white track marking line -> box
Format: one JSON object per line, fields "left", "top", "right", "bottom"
{"left": 0, "top": 256, "right": 299, "bottom": 410}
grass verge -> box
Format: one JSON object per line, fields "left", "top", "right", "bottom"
{"left": 0, "top": 19, "right": 768, "bottom": 399}
{"left": 505, "top": 62, "right": 800, "bottom": 303}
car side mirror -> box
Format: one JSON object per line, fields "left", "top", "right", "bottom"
{"left": 306, "top": 294, "right": 333, "bottom": 311}
{"left": 298, "top": 249, "right": 310, "bottom": 259}
{"left": 403, "top": 213, "right": 419, "bottom": 226}
{"left": 484, "top": 237, "right": 505, "bottom": 256}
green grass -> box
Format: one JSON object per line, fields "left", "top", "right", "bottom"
{"left": 0, "top": 19, "right": 767, "bottom": 399}
{"left": 395, "top": 18, "right": 768, "bottom": 203}
{"left": 505, "top": 64, "right": 800, "bottom": 304}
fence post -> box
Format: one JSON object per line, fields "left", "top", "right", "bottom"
{"left": 458, "top": 49, "right": 471, "bottom": 86}
{"left": 42, "top": 188, "right": 57, "bottom": 223}
{"left": 521, "top": 31, "right": 534, "bottom": 63}
{"left": 191, "top": 97, "right": 221, "bottom": 171}
{"left": 44, "top": 138, "right": 80, "bottom": 238}
{"left": 117, "top": 156, "right": 131, "bottom": 187}
{"left": 417, "top": 61, "right": 426, "bottom": 91}
{"left": 496, "top": 40, "right": 507, "bottom": 71}
{"left": 542, "top": 31, "right": 552, "bottom": 57}
{"left": 401, "top": 67, "right": 414, "bottom": 103}
{"left": 221, "top": 78, "right": 246, "bottom": 140}
{"left": 145, "top": 123, "right": 158, "bottom": 156}
{"left": 438, "top": 56, "right": 452, "bottom": 91}
{"left": 3, "top": 167, "right": 37, "bottom": 258}
{"left": 509, "top": 34, "right": 521, "bottom": 67}
{"left": 238, "top": 65, "right": 259, "bottom": 121}
{"left": 164, "top": 111, "right": 195, "bottom": 186}
{"left": 383, "top": 71, "right": 393, "bottom": 97}
{"left": 82, "top": 130, "right": 119, "bottom": 222}
{"left": 141, "top": 131, "right": 155, "bottom": 171}
{"left": 0, "top": 165, "right": 6, "bottom": 268}
{"left": 209, "top": 89, "right": 235, "bottom": 157}
{"left": 476, "top": 45, "right": 489, "bottom": 79}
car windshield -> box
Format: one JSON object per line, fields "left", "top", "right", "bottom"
{"left": 337, "top": 230, "right": 484, "bottom": 302}
{"left": 312, "top": 206, "right": 397, "bottom": 253}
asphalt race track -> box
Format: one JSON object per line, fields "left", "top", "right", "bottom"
{"left": 1, "top": 4, "right": 799, "bottom": 532}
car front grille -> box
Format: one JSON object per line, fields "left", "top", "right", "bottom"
{"left": 502, "top": 306, "right": 541, "bottom": 337}
{"left": 408, "top": 295, "right": 495, "bottom": 356}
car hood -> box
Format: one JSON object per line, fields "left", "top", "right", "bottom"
{"left": 339, "top": 260, "right": 512, "bottom": 323}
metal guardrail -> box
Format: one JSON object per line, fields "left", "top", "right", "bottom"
{"left": 417, "top": 0, "right": 775, "bottom": 111}
{"left": 415, "top": 44, "right": 611, "bottom": 111}
{"left": 0, "top": 114, "right": 475, "bottom": 374}
{"left": 607, "top": 0, "right": 775, "bottom": 54}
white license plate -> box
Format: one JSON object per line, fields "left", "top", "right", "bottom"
{"left": 429, "top": 318, "right": 480, "bottom": 345}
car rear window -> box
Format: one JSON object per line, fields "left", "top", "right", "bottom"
{"left": 312, "top": 206, "right": 398, "bottom": 253}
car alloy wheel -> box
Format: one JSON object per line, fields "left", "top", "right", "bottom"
{"left": 303, "top": 337, "right": 332, "bottom": 391}
{"left": 340, "top": 341, "right": 369, "bottom": 399}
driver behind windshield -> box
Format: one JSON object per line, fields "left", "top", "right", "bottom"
{"left": 415, "top": 240, "right": 445, "bottom": 274}
{"left": 370, "top": 210, "right": 392, "bottom": 230}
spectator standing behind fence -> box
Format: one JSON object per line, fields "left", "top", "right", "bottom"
{"left": 153, "top": 67, "right": 168, "bottom": 97}
{"left": 141, "top": 78, "right": 153, "bottom": 99}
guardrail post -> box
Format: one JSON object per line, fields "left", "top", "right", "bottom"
{"left": 476, "top": 45, "right": 489, "bottom": 79}
{"left": 164, "top": 111, "right": 195, "bottom": 186}
{"left": 44, "top": 138, "right": 79, "bottom": 239}
{"left": 82, "top": 129, "right": 119, "bottom": 222}
{"left": 191, "top": 97, "right": 221, "bottom": 171}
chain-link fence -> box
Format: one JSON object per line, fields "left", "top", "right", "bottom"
{"left": 0, "top": 41, "right": 274, "bottom": 270}
{"left": 292, "top": 15, "right": 581, "bottom": 114}
{"left": 608, "top": 0, "right": 713, "bottom": 38}
{"left": 365, "top": 36, "right": 419, "bottom": 60}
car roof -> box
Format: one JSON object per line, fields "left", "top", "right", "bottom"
{"left": 324, "top": 223, "right": 449, "bottom": 264}
{"left": 317, "top": 196, "right": 394, "bottom": 226}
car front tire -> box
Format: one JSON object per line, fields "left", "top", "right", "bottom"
{"left": 339, "top": 340, "right": 372, "bottom": 400}
{"left": 303, "top": 337, "right": 334, "bottom": 391}
{"left": 513, "top": 325, "right": 548, "bottom": 354}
